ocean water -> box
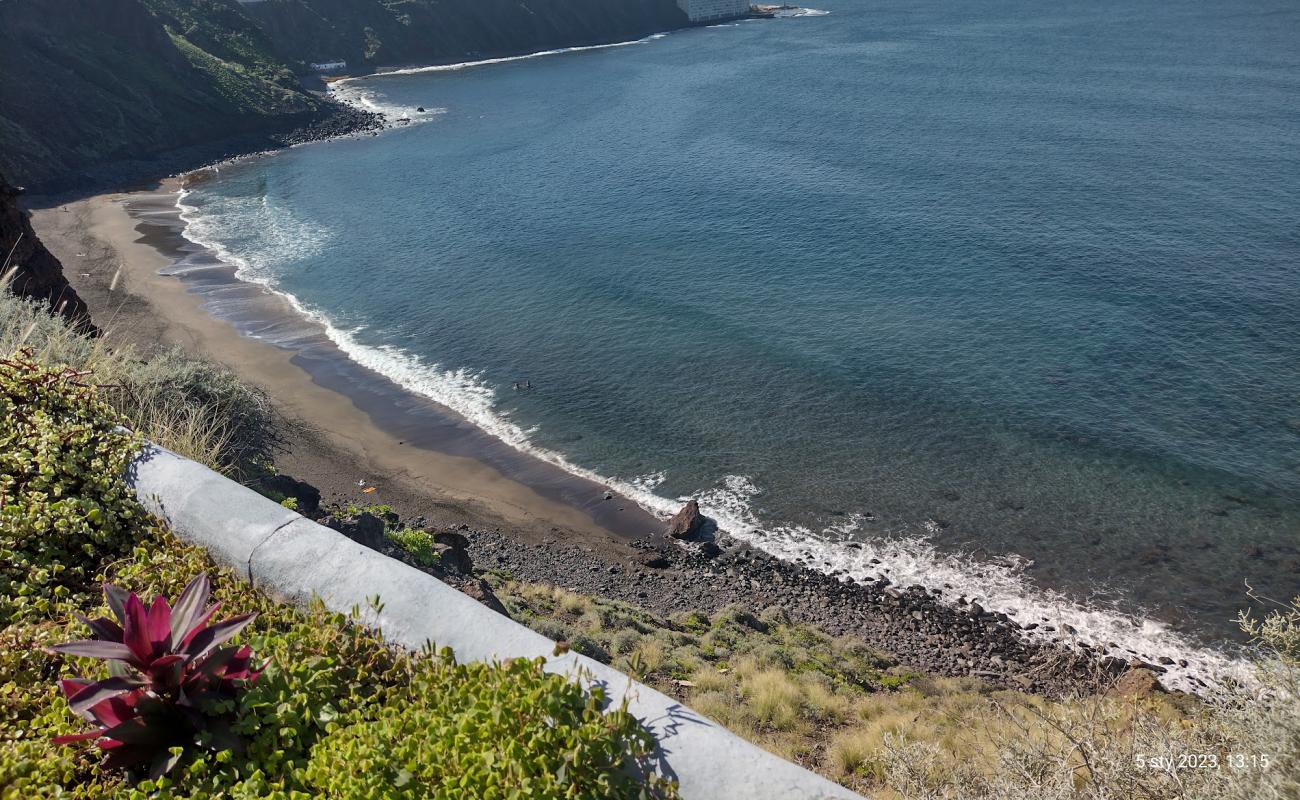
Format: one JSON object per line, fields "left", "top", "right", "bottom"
{"left": 177, "top": 0, "right": 1300, "bottom": 670}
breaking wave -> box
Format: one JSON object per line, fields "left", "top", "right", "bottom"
{"left": 173, "top": 186, "right": 1247, "bottom": 693}
{"left": 339, "top": 33, "right": 670, "bottom": 84}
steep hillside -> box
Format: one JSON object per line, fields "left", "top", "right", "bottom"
{"left": 0, "top": 174, "right": 93, "bottom": 331}
{"left": 240, "top": 0, "right": 689, "bottom": 69}
{"left": 0, "top": 0, "right": 688, "bottom": 192}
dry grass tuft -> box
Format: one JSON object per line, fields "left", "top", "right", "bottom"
{"left": 1, "top": 291, "right": 277, "bottom": 475}
{"left": 493, "top": 578, "right": 1300, "bottom": 799}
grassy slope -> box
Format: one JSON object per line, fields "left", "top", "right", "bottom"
{"left": 489, "top": 580, "right": 1209, "bottom": 797}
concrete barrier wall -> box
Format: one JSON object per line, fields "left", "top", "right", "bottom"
{"left": 129, "top": 443, "right": 865, "bottom": 800}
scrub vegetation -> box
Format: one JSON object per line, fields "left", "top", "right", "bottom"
{"left": 4, "top": 289, "right": 1297, "bottom": 799}
{"left": 493, "top": 580, "right": 1300, "bottom": 799}
{"left": 0, "top": 294, "right": 676, "bottom": 798}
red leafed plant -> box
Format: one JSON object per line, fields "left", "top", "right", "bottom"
{"left": 45, "top": 573, "right": 266, "bottom": 778}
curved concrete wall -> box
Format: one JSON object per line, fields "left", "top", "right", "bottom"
{"left": 129, "top": 443, "right": 865, "bottom": 800}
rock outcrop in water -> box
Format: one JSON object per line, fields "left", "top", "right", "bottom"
{"left": 0, "top": 174, "right": 93, "bottom": 332}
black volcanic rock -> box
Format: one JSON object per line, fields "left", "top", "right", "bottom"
{"left": 256, "top": 473, "right": 321, "bottom": 515}
{"left": 0, "top": 174, "right": 93, "bottom": 332}
{"left": 324, "top": 512, "right": 386, "bottom": 550}
{"left": 667, "top": 499, "right": 706, "bottom": 539}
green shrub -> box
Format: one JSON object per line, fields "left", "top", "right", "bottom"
{"left": 0, "top": 351, "right": 143, "bottom": 625}
{"left": 305, "top": 654, "right": 673, "bottom": 799}
{"left": 386, "top": 526, "right": 439, "bottom": 567}
{"left": 6, "top": 530, "right": 678, "bottom": 799}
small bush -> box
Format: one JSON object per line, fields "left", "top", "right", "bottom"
{"left": 0, "top": 352, "right": 143, "bottom": 625}
{"left": 305, "top": 654, "right": 673, "bottom": 799}
{"left": 570, "top": 634, "right": 612, "bottom": 663}
{"left": 386, "top": 526, "right": 439, "bottom": 567}
{"left": 47, "top": 574, "right": 264, "bottom": 778}
{"left": 745, "top": 669, "right": 802, "bottom": 730}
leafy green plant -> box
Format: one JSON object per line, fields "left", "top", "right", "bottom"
{"left": 47, "top": 574, "right": 264, "bottom": 778}
{"left": 304, "top": 651, "right": 675, "bottom": 799}
{"left": 386, "top": 526, "right": 439, "bottom": 567}
{"left": 0, "top": 350, "right": 142, "bottom": 625}
{"left": 1238, "top": 592, "right": 1300, "bottom": 666}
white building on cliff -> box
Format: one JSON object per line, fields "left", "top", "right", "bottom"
{"left": 677, "top": 0, "right": 751, "bottom": 23}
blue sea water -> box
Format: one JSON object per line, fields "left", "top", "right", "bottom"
{"left": 179, "top": 0, "right": 1300, "bottom": 657}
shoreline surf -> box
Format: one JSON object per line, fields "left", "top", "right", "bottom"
{"left": 39, "top": 15, "right": 1264, "bottom": 692}
{"left": 169, "top": 158, "right": 1249, "bottom": 693}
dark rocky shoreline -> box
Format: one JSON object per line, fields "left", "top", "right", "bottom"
{"left": 465, "top": 527, "right": 1164, "bottom": 698}
{"left": 23, "top": 102, "right": 384, "bottom": 204}
{"left": 266, "top": 465, "right": 1185, "bottom": 699}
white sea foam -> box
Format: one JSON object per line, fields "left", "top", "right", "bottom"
{"left": 326, "top": 34, "right": 670, "bottom": 125}
{"left": 172, "top": 186, "right": 1251, "bottom": 693}
{"left": 176, "top": 189, "right": 331, "bottom": 284}
{"left": 341, "top": 34, "right": 668, "bottom": 83}
{"left": 678, "top": 476, "right": 1250, "bottom": 692}
{"left": 779, "top": 8, "right": 830, "bottom": 17}
{"left": 173, "top": 22, "right": 1250, "bottom": 689}
{"left": 327, "top": 81, "right": 447, "bottom": 125}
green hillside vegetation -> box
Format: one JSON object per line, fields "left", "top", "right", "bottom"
{"left": 0, "top": 0, "right": 324, "bottom": 191}
{"left": 0, "top": 293, "right": 676, "bottom": 798}
{"left": 142, "top": 0, "right": 295, "bottom": 82}
{"left": 490, "top": 580, "right": 1300, "bottom": 799}
{"left": 4, "top": 289, "right": 1298, "bottom": 798}
{"left": 0, "top": 0, "right": 688, "bottom": 190}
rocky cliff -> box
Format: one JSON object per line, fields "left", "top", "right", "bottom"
{"left": 0, "top": 0, "right": 688, "bottom": 192}
{"left": 1, "top": 174, "right": 94, "bottom": 331}
{"left": 0, "top": 0, "right": 331, "bottom": 193}
{"left": 240, "top": 0, "right": 689, "bottom": 70}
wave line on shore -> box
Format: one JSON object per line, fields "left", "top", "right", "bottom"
{"left": 171, "top": 163, "right": 1247, "bottom": 698}
{"left": 339, "top": 33, "right": 670, "bottom": 84}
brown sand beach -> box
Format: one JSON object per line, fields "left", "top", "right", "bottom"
{"left": 22, "top": 181, "right": 1154, "bottom": 696}
{"left": 28, "top": 182, "right": 662, "bottom": 558}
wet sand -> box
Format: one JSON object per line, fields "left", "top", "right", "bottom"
{"left": 28, "top": 183, "right": 665, "bottom": 557}
{"left": 23, "top": 184, "right": 1234, "bottom": 695}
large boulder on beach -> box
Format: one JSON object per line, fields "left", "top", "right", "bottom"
{"left": 324, "top": 511, "right": 385, "bottom": 550}
{"left": 435, "top": 543, "right": 474, "bottom": 575}
{"left": 256, "top": 473, "right": 321, "bottom": 515}
{"left": 667, "top": 500, "right": 706, "bottom": 539}
{"left": 433, "top": 530, "right": 470, "bottom": 550}
{"left": 1107, "top": 667, "right": 1165, "bottom": 698}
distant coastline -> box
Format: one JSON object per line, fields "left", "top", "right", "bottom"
{"left": 23, "top": 1, "right": 1276, "bottom": 697}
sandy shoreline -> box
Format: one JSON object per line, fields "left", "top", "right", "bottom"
{"left": 28, "top": 183, "right": 663, "bottom": 561}
{"left": 23, "top": 181, "right": 1232, "bottom": 696}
